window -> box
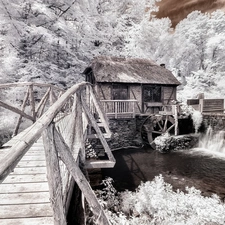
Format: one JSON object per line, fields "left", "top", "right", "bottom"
{"left": 112, "top": 85, "right": 128, "bottom": 100}
{"left": 143, "top": 85, "right": 161, "bottom": 102}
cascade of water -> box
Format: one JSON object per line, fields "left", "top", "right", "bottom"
{"left": 198, "top": 126, "right": 225, "bottom": 153}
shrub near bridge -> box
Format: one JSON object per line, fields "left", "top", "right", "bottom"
{"left": 96, "top": 175, "right": 225, "bottom": 225}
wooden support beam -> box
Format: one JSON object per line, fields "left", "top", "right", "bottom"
{"left": 81, "top": 96, "right": 115, "bottom": 163}
{"left": 0, "top": 100, "right": 34, "bottom": 122}
{"left": 85, "top": 160, "right": 115, "bottom": 169}
{"left": 29, "top": 84, "right": 36, "bottom": 121}
{"left": 42, "top": 124, "right": 67, "bottom": 225}
{"left": 50, "top": 88, "right": 58, "bottom": 104}
{"left": 89, "top": 87, "right": 112, "bottom": 137}
{"left": 70, "top": 92, "right": 85, "bottom": 160}
{"left": 49, "top": 87, "right": 56, "bottom": 106}
{"left": 174, "top": 105, "right": 178, "bottom": 136}
{"left": 0, "top": 82, "right": 87, "bottom": 183}
{"left": 36, "top": 87, "right": 50, "bottom": 117}
{"left": 38, "top": 92, "right": 50, "bottom": 117}
{"left": 53, "top": 127, "right": 111, "bottom": 225}
{"left": 13, "top": 87, "right": 30, "bottom": 136}
{"left": 0, "top": 82, "right": 64, "bottom": 91}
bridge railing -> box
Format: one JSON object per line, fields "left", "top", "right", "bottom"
{"left": 0, "top": 82, "right": 114, "bottom": 225}
{"left": 0, "top": 82, "right": 64, "bottom": 136}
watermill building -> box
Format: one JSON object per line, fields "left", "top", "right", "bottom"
{"left": 83, "top": 56, "right": 181, "bottom": 148}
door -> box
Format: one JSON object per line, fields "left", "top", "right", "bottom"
{"left": 142, "top": 85, "right": 162, "bottom": 113}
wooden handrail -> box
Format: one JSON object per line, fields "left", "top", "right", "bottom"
{"left": 0, "top": 82, "right": 65, "bottom": 135}
{"left": 0, "top": 82, "right": 64, "bottom": 91}
{"left": 0, "top": 82, "right": 87, "bottom": 183}
{"left": 0, "top": 81, "right": 113, "bottom": 224}
{"left": 101, "top": 99, "right": 137, "bottom": 102}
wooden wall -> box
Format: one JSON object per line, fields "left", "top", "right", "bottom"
{"left": 95, "top": 84, "right": 111, "bottom": 100}
{"left": 162, "top": 86, "right": 177, "bottom": 105}
{"left": 96, "top": 83, "right": 177, "bottom": 114}
{"left": 129, "top": 85, "right": 142, "bottom": 113}
{"left": 96, "top": 83, "right": 142, "bottom": 114}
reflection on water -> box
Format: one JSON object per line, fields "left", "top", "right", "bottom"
{"left": 102, "top": 143, "right": 225, "bottom": 201}
{"left": 101, "top": 127, "right": 225, "bottom": 201}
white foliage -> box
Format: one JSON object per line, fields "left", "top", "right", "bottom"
{"left": 99, "top": 175, "right": 225, "bottom": 225}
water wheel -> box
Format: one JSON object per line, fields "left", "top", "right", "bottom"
{"left": 141, "top": 115, "right": 177, "bottom": 148}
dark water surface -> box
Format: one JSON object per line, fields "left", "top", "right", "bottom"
{"left": 101, "top": 147, "right": 225, "bottom": 201}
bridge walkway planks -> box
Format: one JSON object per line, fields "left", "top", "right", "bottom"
{"left": 0, "top": 131, "right": 53, "bottom": 225}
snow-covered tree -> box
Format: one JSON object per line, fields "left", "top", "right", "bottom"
{"left": 0, "top": 0, "right": 163, "bottom": 87}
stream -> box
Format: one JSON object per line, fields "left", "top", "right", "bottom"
{"left": 101, "top": 127, "right": 225, "bottom": 201}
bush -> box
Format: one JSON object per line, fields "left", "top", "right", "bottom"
{"left": 96, "top": 175, "right": 225, "bottom": 225}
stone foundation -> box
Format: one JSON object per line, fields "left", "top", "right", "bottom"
{"left": 202, "top": 114, "right": 225, "bottom": 132}
{"left": 108, "top": 118, "right": 143, "bottom": 150}
{"left": 88, "top": 115, "right": 198, "bottom": 154}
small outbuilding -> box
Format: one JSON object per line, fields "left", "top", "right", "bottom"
{"left": 83, "top": 56, "right": 180, "bottom": 118}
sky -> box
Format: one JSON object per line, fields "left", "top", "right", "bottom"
{"left": 156, "top": 0, "right": 225, "bottom": 26}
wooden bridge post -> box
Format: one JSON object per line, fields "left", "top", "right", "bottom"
{"left": 29, "top": 84, "right": 36, "bottom": 122}
{"left": 70, "top": 92, "right": 85, "bottom": 161}
{"left": 13, "top": 87, "right": 30, "bottom": 136}
{"left": 43, "top": 124, "right": 67, "bottom": 225}
{"left": 36, "top": 87, "right": 50, "bottom": 118}
{"left": 53, "top": 126, "right": 111, "bottom": 225}
{"left": 81, "top": 96, "right": 115, "bottom": 163}
{"left": 174, "top": 105, "right": 178, "bottom": 136}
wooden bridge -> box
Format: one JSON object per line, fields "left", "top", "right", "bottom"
{"left": 0, "top": 82, "right": 115, "bottom": 225}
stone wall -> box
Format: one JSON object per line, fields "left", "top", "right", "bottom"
{"left": 89, "top": 115, "right": 197, "bottom": 155}
{"left": 108, "top": 118, "right": 143, "bottom": 150}
{"left": 88, "top": 117, "right": 147, "bottom": 155}
{"left": 202, "top": 114, "right": 225, "bottom": 132}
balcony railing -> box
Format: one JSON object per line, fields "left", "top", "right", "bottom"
{"left": 101, "top": 99, "right": 137, "bottom": 118}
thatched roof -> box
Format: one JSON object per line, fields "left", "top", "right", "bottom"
{"left": 84, "top": 56, "right": 180, "bottom": 85}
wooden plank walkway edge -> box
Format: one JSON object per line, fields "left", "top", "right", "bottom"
{"left": 0, "top": 136, "right": 54, "bottom": 225}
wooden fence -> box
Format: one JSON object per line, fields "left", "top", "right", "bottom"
{"left": 0, "top": 82, "right": 115, "bottom": 225}
{"left": 187, "top": 98, "right": 224, "bottom": 113}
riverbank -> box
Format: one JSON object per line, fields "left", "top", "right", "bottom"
{"left": 100, "top": 147, "right": 225, "bottom": 201}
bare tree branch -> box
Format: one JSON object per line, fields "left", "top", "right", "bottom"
{"left": 1, "top": 0, "right": 22, "bottom": 37}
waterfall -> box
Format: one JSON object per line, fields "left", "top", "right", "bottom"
{"left": 198, "top": 126, "right": 225, "bottom": 153}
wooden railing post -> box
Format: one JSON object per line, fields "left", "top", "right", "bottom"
{"left": 199, "top": 98, "right": 204, "bottom": 113}
{"left": 70, "top": 92, "right": 85, "bottom": 161}
{"left": 89, "top": 87, "right": 111, "bottom": 135}
{"left": 42, "top": 124, "right": 67, "bottom": 225}
{"left": 13, "top": 87, "right": 30, "bottom": 136}
{"left": 174, "top": 105, "right": 178, "bottom": 136}
{"left": 36, "top": 87, "right": 50, "bottom": 118}
{"left": 53, "top": 126, "right": 111, "bottom": 225}
{"left": 81, "top": 96, "right": 115, "bottom": 163}
{"left": 29, "top": 84, "right": 36, "bottom": 122}
{"left": 115, "top": 101, "right": 118, "bottom": 118}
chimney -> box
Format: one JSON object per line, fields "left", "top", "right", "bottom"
{"left": 160, "top": 63, "right": 165, "bottom": 68}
